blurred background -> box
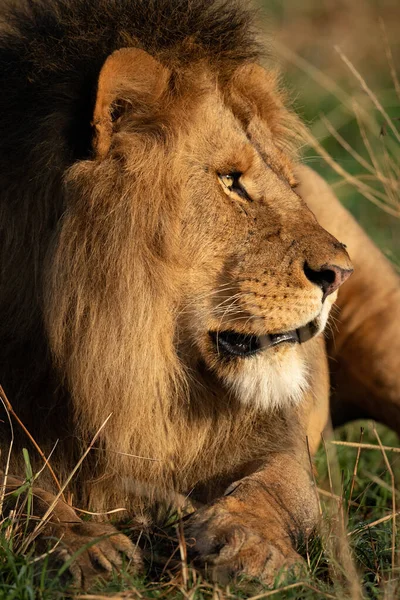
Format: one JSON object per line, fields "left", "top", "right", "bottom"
{"left": 261, "top": 0, "right": 400, "bottom": 263}
{"left": 258, "top": 3, "right": 400, "bottom": 592}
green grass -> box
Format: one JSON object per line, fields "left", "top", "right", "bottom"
{"left": 2, "top": 423, "right": 400, "bottom": 599}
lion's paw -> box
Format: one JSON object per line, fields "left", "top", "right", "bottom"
{"left": 47, "top": 522, "right": 142, "bottom": 589}
{"left": 186, "top": 500, "right": 304, "bottom": 586}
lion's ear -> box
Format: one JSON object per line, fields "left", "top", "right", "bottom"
{"left": 229, "top": 63, "right": 285, "bottom": 129}
{"left": 228, "top": 62, "right": 302, "bottom": 156}
{"left": 93, "top": 48, "right": 170, "bottom": 157}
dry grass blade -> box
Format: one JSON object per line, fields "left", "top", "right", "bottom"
{"left": 73, "top": 506, "right": 127, "bottom": 516}
{"left": 274, "top": 39, "right": 376, "bottom": 133}
{"left": 371, "top": 422, "right": 397, "bottom": 574}
{"left": 318, "top": 487, "right": 358, "bottom": 507}
{"left": 177, "top": 515, "right": 188, "bottom": 590}
{"left": 330, "top": 441, "right": 400, "bottom": 454}
{"left": 307, "top": 435, "right": 322, "bottom": 517}
{"left": 19, "top": 413, "right": 113, "bottom": 553}
{"left": 379, "top": 17, "right": 400, "bottom": 102}
{"left": 335, "top": 46, "right": 400, "bottom": 144}
{"left": 274, "top": 41, "right": 351, "bottom": 111}
{"left": 347, "top": 427, "right": 364, "bottom": 519}
{"left": 76, "top": 594, "right": 143, "bottom": 600}
{"left": 322, "top": 109, "right": 399, "bottom": 200}
{"left": 319, "top": 428, "right": 363, "bottom": 599}
{"left": 321, "top": 434, "right": 333, "bottom": 495}
{"left": 304, "top": 129, "right": 400, "bottom": 217}
{"left": 352, "top": 102, "right": 399, "bottom": 209}
{"left": 320, "top": 114, "right": 381, "bottom": 180}
{"left": 364, "top": 470, "right": 400, "bottom": 500}
{"left": 91, "top": 446, "right": 159, "bottom": 461}
{"left": 0, "top": 384, "right": 63, "bottom": 497}
{"left": 0, "top": 394, "right": 14, "bottom": 517}
{"left": 348, "top": 510, "right": 400, "bottom": 538}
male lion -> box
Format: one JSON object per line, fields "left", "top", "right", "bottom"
{"left": 1, "top": 0, "right": 399, "bottom": 589}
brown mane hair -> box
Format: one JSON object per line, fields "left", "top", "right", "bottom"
{"left": 0, "top": 0, "right": 303, "bottom": 512}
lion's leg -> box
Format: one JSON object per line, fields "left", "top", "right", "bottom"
{"left": 188, "top": 446, "right": 319, "bottom": 585}
{"left": 297, "top": 165, "right": 400, "bottom": 432}
{"left": 1, "top": 471, "right": 142, "bottom": 588}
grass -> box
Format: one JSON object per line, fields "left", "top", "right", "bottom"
{"left": 2, "top": 423, "right": 400, "bottom": 599}
{"left": 1, "top": 0, "right": 400, "bottom": 598}
{"left": 270, "top": 0, "right": 400, "bottom": 261}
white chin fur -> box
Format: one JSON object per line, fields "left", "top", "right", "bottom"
{"left": 224, "top": 346, "right": 309, "bottom": 411}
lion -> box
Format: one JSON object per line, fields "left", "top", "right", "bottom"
{"left": 1, "top": 0, "right": 400, "bottom": 589}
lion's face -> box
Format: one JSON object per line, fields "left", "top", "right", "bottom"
{"left": 167, "top": 68, "right": 353, "bottom": 409}
{"left": 88, "top": 52, "right": 352, "bottom": 412}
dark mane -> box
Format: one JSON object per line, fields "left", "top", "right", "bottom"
{"left": 0, "top": 0, "right": 259, "bottom": 170}
{"left": 0, "top": 0, "right": 260, "bottom": 424}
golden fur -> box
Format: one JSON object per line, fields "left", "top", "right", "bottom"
{"left": 2, "top": 0, "right": 400, "bottom": 588}
{"left": 39, "top": 53, "right": 349, "bottom": 515}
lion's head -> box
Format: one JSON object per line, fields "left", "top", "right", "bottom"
{"left": 0, "top": 0, "right": 352, "bottom": 504}
{"left": 46, "top": 47, "right": 351, "bottom": 474}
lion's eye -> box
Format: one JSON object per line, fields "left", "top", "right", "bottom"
{"left": 219, "top": 172, "right": 241, "bottom": 190}
{"left": 218, "top": 172, "right": 251, "bottom": 201}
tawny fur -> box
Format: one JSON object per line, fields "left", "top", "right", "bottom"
{"left": 0, "top": 0, "right": 351, "bottom": 519}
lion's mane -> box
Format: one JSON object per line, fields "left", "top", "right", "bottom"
{"left": 0, "top": 0, "right": 301, "bottom": 513}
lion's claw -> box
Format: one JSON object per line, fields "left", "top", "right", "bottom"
{"left": 47, "top": 522, "right": 142, "bottom": 589}
{"left": 187, "top": 500, "right": 304, "bottom": 586}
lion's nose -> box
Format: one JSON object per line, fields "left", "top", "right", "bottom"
{"left": 304, "top": 262, "right": 353, "bottom": 301}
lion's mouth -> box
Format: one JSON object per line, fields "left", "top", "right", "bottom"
{"left": 209, "top": 319, "right": 320, "bottom": 358}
